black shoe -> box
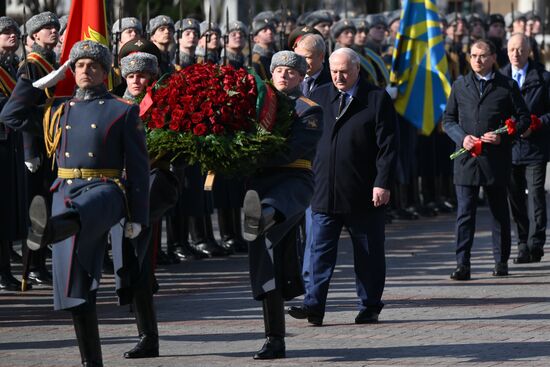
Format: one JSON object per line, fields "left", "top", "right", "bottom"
{"left": 492, "top": 262, "right": 508, "bottom": 277}
{"left": 529, "top": 246, "right": 544, "bottom": 263}
{"left": 253, "top": 337, "right": 285, "bottom": 360}
{"left": 392, "top": 208, "right": 419, "bottom": 220}
{"left": 287, "top": 306, "right": 323, "bottom": 326}
{"left": 166, "top": 251, "right": 181, "bottom": 264}
{"left": 450, "top": 265, "right": 471, "bottom": 281}
{"left": 28, "top": 269, "right": 53, "bottom": 285}
{"left": 124, "top": 334, "right": 159, "bottom": 359}
{"left": 175, "top": 243, "right": 208, "bottom": 260}
{"left": 355, "top": 309, "right": 380, "bottom": 324}
{"left": 513, "top": 244, "right": 531, "bottom": 264}
{"left": 0, "top": 272, "right": 24, "bottom": 291}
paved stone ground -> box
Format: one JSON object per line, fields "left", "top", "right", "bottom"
{"left": 1, "top": 207, "right": 549, "bottom": 367}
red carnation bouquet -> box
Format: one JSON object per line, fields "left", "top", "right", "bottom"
{"left": 449, "top": 118, "right": 517, "bottom": 160}
{"left": 139, "top": 63, "right": 294, "bottom": 176}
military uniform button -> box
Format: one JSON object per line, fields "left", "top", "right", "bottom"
{"left": 65, "top": 125, "right": 71, "bottom": 130}
{"left": 91, "top": 123, "right": 97, "bottom": 129}
{"left": 88, "top": 152, "right": 95, "bottom": 157}
{"left": 65, "top": 152, "right": 70, "bottom": 157}
{"left": 69, "top": 101, "right": 75, "bottom": 106}
{"left": 66, "top": 179, "right": 73, "bottom": 185}
{"left": 98, "top": 100, "right": 104, "bottom": 105}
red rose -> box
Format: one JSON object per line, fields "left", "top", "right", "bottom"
{"left": 193, "top": 123, "right": 208, "bottom": 136}
{"left": 530, "top": 114, "right": 542, "bottom": 131}
{"left": 212, "top": 124, "right": 225, "bottom": 135}
{"left": 505, "top": 118, "right": 517, "bottom": 136}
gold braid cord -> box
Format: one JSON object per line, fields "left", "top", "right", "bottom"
{"left": 43, "top": 100, "right": 65, "bottom": 169}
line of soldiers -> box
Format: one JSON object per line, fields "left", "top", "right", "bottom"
{"left": 0, "top": 4, "right": 548, "bottom": 366}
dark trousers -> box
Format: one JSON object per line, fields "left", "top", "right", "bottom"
{"left": 455, "top": 184, "right": 511, "bottom": 266}
{"left": 508, "top": 163, "right": 547, "bottom": 250}
{"left": 304, "top": 210, "right": 386, "bottom": 316}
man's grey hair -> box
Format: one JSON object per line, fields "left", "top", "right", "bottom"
{"left": 296, "top": 33, "right": 326, "bottom": 56}
{"left": 507, "top": 32, "right": 531, "bottom": 50}
{"left": 329, "top": 47, "right": 360, "bottom": 67}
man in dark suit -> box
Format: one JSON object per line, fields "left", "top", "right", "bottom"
{"left": 288, "top": 47, "right": 398, "bottom": 326}
{"left": 501, "top": 33, "right": 550, "bottom": 264}
{"left": 294, "top": 33, "right": 331, "bottom": 98}
{"left": 444, "top": 39, "right": 530, "bottom": 281}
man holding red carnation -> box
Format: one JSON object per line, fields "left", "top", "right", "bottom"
{"left": 444, "top": 39, "right": 530, "bottom": 281}
{"left": 501, "top": 33, "right": 550, "bottom": 264}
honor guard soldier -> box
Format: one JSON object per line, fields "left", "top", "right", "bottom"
{"left": 353, "top": 18, "right": 369, "bottom": 53}
{"left": 110, "top": 17, "right": 144, "bottom": 96}
{"left": 251, "top": 13, "right": 277, "bottom": 80}
{"left": 0, "top": 40, "right": 150, "bottom": 367}
{"left": 197, "top": 20, "right": 222, "bottom": 64}
{"left": 213, "top": 19, "right": 249, "bottom": 253}
{"left": 222, "top": 20, "right": 248, "bottom": 68}
{"left": 19, "top": 11, "right": 61, "bottom": 286}
{"left": 0, "top": 16, "right": 29, "bottom": 291}
{"left": 148, "top": 15, "right": 175, "bottom": 75}
{"left": 331, "top": 19, "right": 356, "bottom": 50}
{"left": 365, "top": 14, "right": 389, "bottom": 56}
{"left": 445, "top": 12, "right": 470, "bottom": 81}
{"left": 120, "top": 50, "right": 179, "bottom": 359}
{"left": 486, "top": 14, "right": 509, "bottom": 68}
{"left": 55, "top": 15, "right": 68, "bottom": 62}
{"left": 174, "top": 18, "right": 200, "bottom": 69}
{"left": 243, "top": 51, "right": 323, "bottom": 359}
{"left": 304, "top": 10, "right": 333, "bottom": 43}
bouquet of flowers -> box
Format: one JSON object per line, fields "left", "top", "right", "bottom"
{"left": 139, "top": 63, "right": 295, "bottom": 176}
{"left": 449, "top": 118, "right": 517, "bottom": 160}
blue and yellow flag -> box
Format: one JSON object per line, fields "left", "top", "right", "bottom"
{"left": 390, "top": 0, "right": 451, "bottom": 135}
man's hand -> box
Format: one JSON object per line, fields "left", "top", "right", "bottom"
{"left": 24, "top": 156, "right": 41, "bottom": 173}
{"left": 481, "top": 132, "right": 501, "bottom": 145}
{"left": 124, "top": 222, "right": 142, "bottom": 239}
{"left": 462, "top": 135, "right": 480, "bottom": 150}
{"left": 372, "top": 187, "right": 390, "bottom": 207}
{"left": 32, "top": 60, "right": 71, "bottom": 90}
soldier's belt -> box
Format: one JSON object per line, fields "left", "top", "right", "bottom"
{"left": 280, "top": 159, "right": 312, "bottom": 170}
{"left": 58, "top": 168, "right": 122, "bottom": 179}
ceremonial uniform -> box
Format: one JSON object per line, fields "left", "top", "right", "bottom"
{"left": 0, "top": 40, "right": 149, "bottom": 367}
{"left": 0, "top": 21, "right": 28, "bottom": 290}
{"left": 244, "top": 51, "right": 322, "bottom": 359}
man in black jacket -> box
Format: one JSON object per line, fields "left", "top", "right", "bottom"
{"left": 501, "top": 33, "right": 550, "bottom": 264}
{"left": 288, "top": 47, "right": 398, "bottom": 326}
{"left": 444, "top": 39, "right": 530, "bottom": 281}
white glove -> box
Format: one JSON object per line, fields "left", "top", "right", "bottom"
{"left": 124, "top": 222, "right": 142, "bottom": 239}
{"left": 32, "top": 60, "right": 71, "bottom": 90}
{"left": 24, "top": 156, "right": 41, "bottom": 173}
{"left": 385, "top": 85, "right": 398, "bottom": 100}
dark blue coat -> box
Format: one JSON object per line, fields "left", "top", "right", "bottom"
{"left": 444, "top": 71, "right": 531, "bottom": 186}
{"left": 500, "top": 61, "right": 550, "bottom": 164}
{"left": 0, "top": 78, "right": 150, "bottom": 310}
{"left": 309, "top": 77, "right": 398, "bottom": 214}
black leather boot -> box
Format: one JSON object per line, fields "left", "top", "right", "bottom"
{"left": 205, "top": 214, "right": 232, "bottom": 255}
{"left": 124, "top": 289, "right": 159, "bottom": 359}
{"left": 217, "top": 208, "right": 236, "bottom": 252}
{"left": 231, "top": 208, "right": 248, "bottom": 253}
{"left": 253, "top": 290, "right": 286, "bottom": 359}
{"left": 0, "top": 240, "right": 25, "bottom": 291}
{"left": 72, "top": 307, "right": 103, "bottom": 367}
{"left": 28, "top": 196, "right": 80, "bottom": 251}
{"left": 243, "top": 190, "right": 277, "bottom": 242}
{"left": 171, "top": 215, "right": 208, "bottom": 260}
{"left": 189, "top": 216, "right": 227, "bottom": 257}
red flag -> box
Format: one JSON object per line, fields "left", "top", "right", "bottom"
{"left": 55, "top": 0, "right": 110, "bottom": 96}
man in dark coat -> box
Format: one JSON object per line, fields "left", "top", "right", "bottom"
{"left": 294, "top": 33, "right": 331, "bottom": 98}
{"left": 288, "top": 47, "right": 398, "bottom": 326}
{"left": 0, "top": 16, "right": 28, "bottom": 291}
{"left": 0, "top": 40, "right": 150, "bottom": 367}
{"left": 243, "top": 50, "right": 322, "bottom": 359}
{"left": 501, "top": 33, "right": 550, "bottom": 264}
{"left": 444, "top": 39, "right": 530, "bottom": 281}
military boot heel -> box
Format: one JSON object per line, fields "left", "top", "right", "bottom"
{"left": 124, "top": 288, "right": 159, "bottom": 359}
{"left": 253, "top": 290, "right": 286, "bottom": 359}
